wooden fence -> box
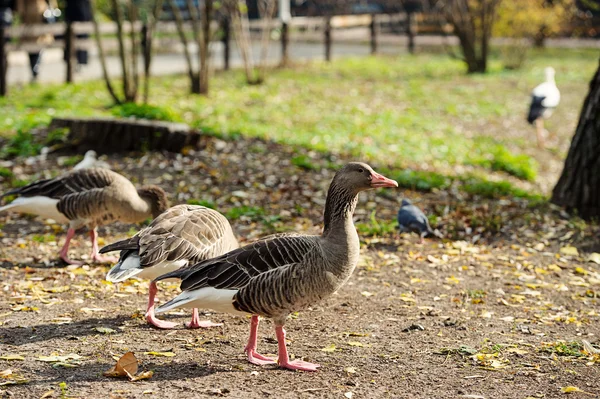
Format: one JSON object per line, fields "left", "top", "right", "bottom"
{"left": 0, "top": 12, "right": 442, "bottom": 96}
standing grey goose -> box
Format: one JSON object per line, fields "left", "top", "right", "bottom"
{"left": 0, "top": 168, "right": 168, "bottom": 265}
{"left": 154, "top": 162, "right": 398, "bottom": 371}
{"left": 101, "top": 204, "right": 239, "bottom": 329}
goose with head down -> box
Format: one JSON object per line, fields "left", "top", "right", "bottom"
{"left": 155, "top": 162, "right": 398, "bottom": 371}
{"left": 101, "top": 204, "right": 239, "bottom": 329}
{"left": 0, "top": 168, "right": 168, "bottom": 264}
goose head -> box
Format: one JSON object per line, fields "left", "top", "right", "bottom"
{"left": 334, "top": 162, "right": 398, "bottom": 194}
{"left": 137, "top": 185, "right": 170, "bottom": 218}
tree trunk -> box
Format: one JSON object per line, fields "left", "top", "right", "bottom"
{"left": 551, "top": 58, "right": 600, "bottom": 220}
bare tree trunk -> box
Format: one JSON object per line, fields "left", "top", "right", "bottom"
{"left": 112, "top": 0, "right": 131, "bottom": 99}
{"left": 127, "top": 2, "right": 140, "bottom": 102}
{"left": 199, "top": 0, "right": 213, "bottom": 94}
{"left": 168, "top": 0, "right": 196, "bottom": 92}
{"left": 227, "top": 0, "right": 259, "bottom": 84}
{"left": 143, "top": 0, "right": 163, "bottom": 103}
{"left": 256, "top": 0, "right": 276, "bottom": 82}
{"left": 437, "top": 0, "right": 500, "bottom": 74}
{"left": 551, "top": 58, "right": 600, "bottom": 220}
{"left": 91, "top": 0, "right": 121, "bottom": 104}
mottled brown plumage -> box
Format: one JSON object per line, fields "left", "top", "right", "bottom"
{"left": 102, "top": 204, "right": 239, "bottom": 329}
{"left": 0, "top": 168, "right": 169, "bottom": 264}
{"left": 156, "top": 162, "right": 398, "bottom": 371}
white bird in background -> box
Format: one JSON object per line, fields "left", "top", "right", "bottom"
{"left": 73, "top": 150, "right": 111, "bottom": 170}
{"left": 527, "top": 67, "right": 560, "bottom": 148}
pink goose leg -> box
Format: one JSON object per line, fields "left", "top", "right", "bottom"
{"left": 276, "top": 325, "right": 320, "bottom": 371}
{"left": 245, "top": 315, "right": 276, "bottom": 365}
{"left": 89, "top": 228, "right": 118, "bottom": 264}
{"left": 185, "top": 308, "right": 223, "bottom": 329}
{"left": 145, "top": 281, "right": 178, "bottom": 329}
{"left": 59, "top": 228, "right": 82, "bottom": 265}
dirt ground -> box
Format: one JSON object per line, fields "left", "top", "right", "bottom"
{"left": 0, "top": 135, "right": 599, "bottom": 399}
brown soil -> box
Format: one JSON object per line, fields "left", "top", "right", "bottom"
{"left": 0, "top": 136, "right": 599, "bottom": 399}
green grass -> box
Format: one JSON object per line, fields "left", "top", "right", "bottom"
{"left": 0, "top": 48, "right": 596, "bottom": 199}
{"left": 186, "top": 198, "right": 216, "bottom": 209}
{"left": 111, "top": 103, "right": 178, "bottom": 122}
{"left": 355, "top": 210, "right": 398, "bottom": 236}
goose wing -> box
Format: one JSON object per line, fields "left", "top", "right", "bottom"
{"left": 2, "top": 168, "right": 115, "bottom": 199}
{"left": 156, "top": 234, "right": 318, "bottom": 291}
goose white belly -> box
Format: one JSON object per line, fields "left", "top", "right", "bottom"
{"left": 137, "top": 259, "right": 189, "bottom": 281}
{"left": 0, "top": 196, "right": 69, "bottom": 223}
{"left": 157, "top": 287, "right": 247, "bottom": 316}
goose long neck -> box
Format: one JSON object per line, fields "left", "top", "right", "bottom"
{"left": 322, "top": 180, "right": 359, "bottom": 238}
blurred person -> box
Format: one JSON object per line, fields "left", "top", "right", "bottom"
{"left": 64, "top": 0, "right": 91, "bottom": 69}
{"left": 15, "top": 0, "right": 54, "bottom": 82}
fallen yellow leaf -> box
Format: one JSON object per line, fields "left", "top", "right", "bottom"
{"left": 130, "top": 370, "right": 154, "bottom": 381}
{"left": 0, "top": 355, "right": 24, "bottom": 361}
{"left": 560, "top": 246, "right": 579, "bottom": 256}
{"left": 321, "top": 344, "right": 337, "bottom": 352}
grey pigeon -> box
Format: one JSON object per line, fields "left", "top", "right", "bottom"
{"left": 397, "top": 199, "right": 440, "bottom": 243}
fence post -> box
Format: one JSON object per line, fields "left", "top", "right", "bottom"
{"left": 407, "top": 12, "right": 415, "bottom": 54}
{"left": 324, "top": 16, "right": 331, "bottom": 62}
{"left": 370, "top": 14, "right": 378, "bottom": 54}
{"left": 222, "top": 18, "right": 230, "bottom": 71}
{"left": 65, "top": 21, "right": 75, "bottom": 83}
{"left": 280, "top": 21, "right": 289, "bottom": 65}
{"left": 0, "top": 26, "right": 6, "bottom": 96}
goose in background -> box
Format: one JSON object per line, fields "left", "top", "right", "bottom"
{"left": 74, "top": 150, "right": 111, "bottom": 170}
{"left": 154, "top": 162, "right": 398, "bottom": 371}
{"left": 101, "top": 204, "right": 239, "bottom": 329}
{"left": 527, "top": 67, "right": 560, "bottom": 148}
{"left": 0, "top": 168, "right": 168, "bottom": 264}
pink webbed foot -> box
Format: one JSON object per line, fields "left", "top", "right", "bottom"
{"left": 185, "top": 308, "right": 222, "bottom": 329}
{"left": 245, "top": 348, "right": 277, "bottom": 366}
{"left": 275, "top": 325, "right": 320, "bottom": 372}
{"left": 146, "top": 311, "right": 178, "bottom": 329}
{"left": 60, "top": 254, "right": 84, "bottom": 265}
{"left": 278, "top": 358, "right": 321, "bottom": 372}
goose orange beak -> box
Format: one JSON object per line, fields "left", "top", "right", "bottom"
{"left": 371, "top": 172, "right": 398, "bottom": 188}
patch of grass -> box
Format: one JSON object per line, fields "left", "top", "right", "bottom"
{"left": 111, "top": 103, "right": 178, "bottom": 122}
{"left": 226, "top": 206, "right": 265, "bottom": 221}
{"left": 0, "top": 49, "right": 596, "bottom": 201}
{"left": 0, "top": 130, "right": 43, "bottom": 158}
{"left": 32, "top": 234, "right": 57, "bottom": 243}
{"left": 461, "top": 176, "right": 543, "bottom": 201}
{"left": 356, "top": 211, "right": 398, "bottom": 236}
{"left": 390, "top": 169, "right": 451, "bottom": 191}
{"left": 468, "top": 140, "right": 538, "bottom": 181}
{"left": 291, "top": 154, "right": 318, "bottom": 171}
{"left": 540, "top": 341, "right": 584, "bottom": 357}
{"left": 187, "top": 199, "right": 216, "bottom": 209}
{"left": 0, "top": 167, "right": 13, "bottom": 178}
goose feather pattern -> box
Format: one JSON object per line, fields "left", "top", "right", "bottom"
{"left": 102, "top": 204, "right": 239, "bottom": 329}
{"left": 156, "top": 162, "right": 398, "bottom": 371}
{"left": 0, "top": 168, "right": 168, "bottom": 264}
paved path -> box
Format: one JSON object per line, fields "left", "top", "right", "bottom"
{"left": 6, "top": 39, "right": 400, "bottom": 85}
{"left": 6, "top": 32, "right": 599, "bottom": 85}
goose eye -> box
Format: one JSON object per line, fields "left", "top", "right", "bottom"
{"left": 358, "top": 168, "right": 364, "bottom": 173}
